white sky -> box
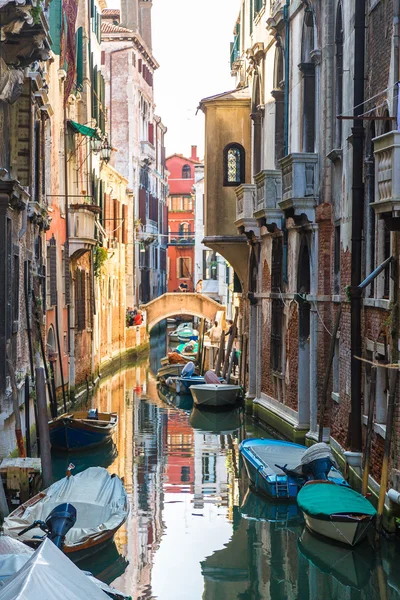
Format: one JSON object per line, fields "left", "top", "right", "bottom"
{"left": 107, "top": 0, "right": 241, "bottom": 160}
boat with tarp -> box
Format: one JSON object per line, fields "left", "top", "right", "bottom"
{"left": 48, "top": 410, "right": 118, "bottom": 451}
{"left": 3, "top": 467, "right": 129, "bottom": 560}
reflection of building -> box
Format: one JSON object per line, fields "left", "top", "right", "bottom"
{"left": 193, "top": 433, "right": 231, "bottom": 510}
{"left": 165, "top": 412, "right": 194, "bottom": 493}
{"left": 166, "top": 147, "right": 201, "bottom": 292}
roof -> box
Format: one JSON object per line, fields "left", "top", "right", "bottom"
{"left": 166, "top": 153, "right": 202, "bottom": 165}
{"left": 102, "top": 21, "right": 133, "bottom": 34}
{"left": 102, "top": 8, "right": 120, "bottom": 17}
{"left": 198, "top": 87, "right": 250, "bottom": 110}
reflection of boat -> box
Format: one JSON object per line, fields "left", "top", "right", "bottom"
{"left": 297, "top": 481, "right": 376, "bottom": 546}
{"left": 0, "top": 536, "right": 129, "bottom": 599}
{"left": 298, "top": 528, "right": 375, "bottom": 589}
{"left": 51, "top": 439, "right": 118, "bottom": 481}
{"left": 189, "top": 405, "right": 243, "bottom": 434}
{"left": 48, "top": 410, "right": 118, "bottom": 451}
{"left": 190, "top": 384, "right": 242, "bottom": 407}
{"left": 240, "top": 439, "right": 347, "bottom": 499}
{"left": 0, "top": 537, "right": 130, "bottom": 600}
{"left": 240, "top": 488, "right": 300, "bottom": 523}
{"left": 4, "top": 467, "right": 129, "bottom": 560}
{"left": 157, "top": 384, "right": 193, "bottom": 412}
{"left": 77, "top": 541, "right": 129, "bottom": 586}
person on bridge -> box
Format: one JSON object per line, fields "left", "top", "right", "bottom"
{"left": 208, "top": 321, "right": 222, "bottom": 344}
{"left": 195, "top": 280, "right": 203, "bottom": 293}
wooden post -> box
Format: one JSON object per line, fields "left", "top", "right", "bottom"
{"left": 362, "top": 364, "right": 377, "bottom": 496}
{"left": 6, "top": 343, "right": 26, "bottom": 458}
{"left": 35, "top": 365, "right": 52, "bottom": 488}
{"left": 240, "top": 335, "right": 248, "bottom": 392}
{"left": 214, "top": 333, "right": 225, "bottom": 377}
{"left": 222, "top": 309, "right": 238, "bottom": 380}
{"left": 24, "top": 375, "right": 31, "bottom": 457}
{"left": 318, "top": 306, "right": 342, "bottom": 443}
{"left": 226, "top": 349, "right": 236, "bottom": 384}
{"left": 196, "top": 319, "right": 204, "bottom": 367}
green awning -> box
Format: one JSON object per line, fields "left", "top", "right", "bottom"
{"left": 67, "top": 120, "right": 100, "bottom": 139}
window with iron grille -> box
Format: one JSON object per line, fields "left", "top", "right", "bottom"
{"left": 177, "top": 257, "right": 191, "bottom": 279}
{"left": 270, "top": 299, "right": 283, "bottom": 373}
{"left": 223, "top": 143, "right": 245, "bottom": 186}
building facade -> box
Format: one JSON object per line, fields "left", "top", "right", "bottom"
{"left": 201, "top": 0, "right": 400, "bottom": 508}
{"left": 166, "top": 147, "right": 200, "bottom": 293}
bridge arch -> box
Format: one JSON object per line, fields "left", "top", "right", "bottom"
{"left": 140, "top": 293, "right": 226, "bottom": 331}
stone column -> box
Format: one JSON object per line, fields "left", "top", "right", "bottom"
{"left": 247, "top": 302, "right": 258, "bottom": 400}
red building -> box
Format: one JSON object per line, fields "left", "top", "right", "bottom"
{"left": 166, "top": 146, "right": 201, "bottom": 292}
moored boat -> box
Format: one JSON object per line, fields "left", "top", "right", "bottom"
{"left": 177, "top": 328, "right": 199, "bottom": 342}
{"left": 190, "top": 384, "right": 242, "bottom": 407}
{"left": 3, "top": 467, "right": 129, "bottom": 560}
{"left": 48, "top": 409, "right": 118, "bottom": 451}
{"left": 157, "top": 362, "right": 187, "bottom": 382}
{"left": 297, "top": 481, "right": 376, "bottom": 546}
{"left": 168, "top": 322, "right": 193, "bottom": 341}
{"left": 239, "top": 439, "right": 347, "bottom": 499}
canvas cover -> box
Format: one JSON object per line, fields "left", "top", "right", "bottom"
{"left": 298, "top": 442, "right": 338, "bottom": 468}
{"left": 242, "top": 440, "right": 306, "bottom": 477}
{"left": 297, "top": 483, "right": 377, "bottom": 518}
{"left": 0, "top": 538, "right": 110, "bottom": 599}
{"left": 4, "top": 467, "right": 129, "bottom": 548}
{"left": 181, "top": 362, "right": 195, "bottom": 377}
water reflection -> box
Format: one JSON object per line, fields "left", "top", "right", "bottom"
{"left": 49, "top": 327, "right": 400, "bottom": 600}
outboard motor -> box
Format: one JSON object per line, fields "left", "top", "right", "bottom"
{"left": 87, "top": 408, "right": 99, "bottom": 420}
{"left": 18, "top": 502, "right": 77, "bottom": 550}
{"left": 300, "top": 442, "right": 337, "bottom": 481}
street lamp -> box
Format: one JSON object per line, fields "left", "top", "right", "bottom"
{"left": 101, "top": 139, "right": 112, "bottom": 163}
{"left": 91, "top": 135, "right": 103, "bottom": 154}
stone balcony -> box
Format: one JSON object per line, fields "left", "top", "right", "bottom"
{"left": 267, "top": 0, "right": 286, "bottom": 29}
{"left": 254, "top": 169, "right": 282, "bottom": 229}
{"left": 371, "top": 131, "right": 400, "bottom": 229}
{"left": 69, "top": 202, "right": 101, "bottom": 258}
{"left": 234, "top": 184, "right": 259, "bottom": 236}
{"left": 278, "top": 153, "right": 318, "bottom": 222}
{"left": 140, "top": 140, "right": 156, "bottom": 163}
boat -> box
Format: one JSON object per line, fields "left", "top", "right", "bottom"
{"left": 0, "top": 536, "right": 129, "bottom": 599}
{"left": 176, "top": 341, "right": 199, "bottom": 354}
{"left": 298, "top": 528, "right": 375, "bottom": 589}
{"left": 168, "top": 322, "right": 193, "bottom": 340}
{"left": 157, "top": 362, "right": 187, "bottom": 382}
{"left": 189, "top": 405, "right": 243, "bottom": 434}
{"left": 0, "top": 537, "right": 129, "bottom": 600}
{"left": 177, "top": 329, "right": 199, "bottom": 342}
{"left": 239, "top": 439, "right": 347, "bottom": 499}
{"left": 190, "top": 384, "right": 242, "bottom": 407}
{"left": 48, "top": 409, "right": 118, "bottom": 451}
{"left": 297, "top": 481, "right": 376, "bottom": 546}
{"left": 3, "top": 467, "right": 129, "bottom": 560}
{"left": 165, "top": 374, "right": 211, "bottom": 393}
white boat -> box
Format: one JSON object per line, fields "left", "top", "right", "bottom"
{"left": 0, "top": 536, "right": 128, "bottom": 599}
{"left": 0, "top": 537, "right": 125, "bottom": 599}
{"left": 3, "top": 467, "right": 129, "bottom": 559}
{"left": 297, "top": 481, "right": 376, "bottom": 546}
{"left": 190, "top": 384, "right": 242, "bottom": 407}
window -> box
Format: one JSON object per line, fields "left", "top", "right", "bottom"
{"left": 170, "top": 197, "right": 181, "bottom": 211}
{"left": 75, "top": 269, "right": 86, "bottom": 331}
{"left": 202, "top": 454, "right": 216, "bottom": 484}
{"left": 223, "top": 143, "right": 245, "bottom": 186}
{"left": 300, "top": 14, "right": 316, "bottom": 153}
{"left": 177, "top": 257, "right": 191, "bottom": 279}
{"left": 182, "top": 164, "right": 191, "bottom": 179}
{"left": 179, "top": 222, "right": 190, "bottom": 237}
{"left": 363, "top": 345, "right": 388, "bottom": 429}
{"left": 271, "top": 236, "right": 283, "bottom": 292}
{"left": 203, "top": 250, "right": 218, "bottom": 280}
{"left": 182, "top": 196, "right": 192, "bottom": 210}
{"left": 271, "top": 299, "right": 283, "bottom": 373}
{"left": 335, "top": 4, "right": 343, "bottom": 148}
{"left": 272, "top": 45, "right": 284, "bottom": 165}
{"left": 334, "top": 223, "right": 341, "bottom": 295}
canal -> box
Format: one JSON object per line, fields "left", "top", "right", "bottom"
{"left": 52, "top": 323, "right": 400, "bottom": 600}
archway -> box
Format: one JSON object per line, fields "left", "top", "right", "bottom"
{"left": 141, "top": 292, "right": 226, "bottom": 331}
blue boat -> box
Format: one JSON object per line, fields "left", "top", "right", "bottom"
{"left": 48, "top": 409, "right": 118, "bottom": 451}
{"left": 240, "top": 439, "right": 347, "bottom": 499}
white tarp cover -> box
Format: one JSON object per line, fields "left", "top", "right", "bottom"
{"left": 4, "top": 467, "right": 129, "bottom": 548}
{"left": 299, "top": 442, "right": 337, "bottom": 468}
{"left": 0, "top": 538, "right": 109, "bottom": 599}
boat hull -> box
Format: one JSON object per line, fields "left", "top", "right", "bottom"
{"left": 303, "top": 513, "right": 373, "bottom": 547}
{"left": 49, "top": 414, "right": 117, "bottom": 451}
{"left": 190, "top": 384, "right": 241, "bottom": 407}
{"left": 157, "top": 363, "right": 186, "bottom": 382}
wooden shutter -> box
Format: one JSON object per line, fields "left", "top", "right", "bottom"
{"left": 122, "top": 205, "right": 127, "bottom": 244}
{"left": 49, "top": 239, "right": 58, "bottom": 306}
{"left": 64, "top": 243, "right": 71, "bottom": 305}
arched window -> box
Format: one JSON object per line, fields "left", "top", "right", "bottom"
{"left": 272, "top": 45, "right": 285, "bottom": 165}
{"left": 300, "top": 12, "right": 316, "bottom": 153}
{"left": 182, "top": 164, "right": 191, "bottom": 179}
{"left": 335, "top": 3, "right": 343, "bottom": 148}
{"left": 223, "top": 143, "right": 245, "bottom": 186}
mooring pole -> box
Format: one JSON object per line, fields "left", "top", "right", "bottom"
{"left": 35, "top": 361, "right": 52, "bottom": 488}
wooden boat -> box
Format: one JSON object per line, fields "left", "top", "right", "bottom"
{"left": 0, "top": 537, "right": 129, "bottom": 600}
{"left": 157, "top": 362, "right": 187, "bottom": 382}
{"left": 239, "top": 439, "right": 347, "bottom": 500}
{"left": 297, "top": 481, "right": 376, "bottom": 546}
{"left": 48, "top": 409, "right": 117, "bottom": 451}
{"left": 190, "top": 384, "right": 242, "bottom": 407}
{"left": 3, "top": 467, "right": 129, "bottom": 560}
{"left": 0, "top": 536, "right": 129, "bottom": 599}
{"left": 168, "top": 322, "right": 193, "bottom": 340}
{"left": 297, "top": 528, "right": 374, "bottom": 589}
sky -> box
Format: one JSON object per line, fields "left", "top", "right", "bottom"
{"left": 151, "top": 0, "right": 240, "bottom": 159}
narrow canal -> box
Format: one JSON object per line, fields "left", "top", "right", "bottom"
{"left": 52, "top": 323, "right": 400, "bottom": 600}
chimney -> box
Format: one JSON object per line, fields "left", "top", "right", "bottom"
{"left": 120, "top": 0, "right": 138, "bottom": 31}
{"left": 139, "top": 0, "right": 152, "bottom": 51}
{"left": 191, "top": 145, "right": 198, "bottom": 162}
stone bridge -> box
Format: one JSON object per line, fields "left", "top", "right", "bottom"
{"left": 141, "top": 293, "right": 226, "bottom": 330}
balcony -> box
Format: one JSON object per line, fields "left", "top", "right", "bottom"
{"left": 137, "top": 220, "right": 158, "bottom": 242}
{"left": 69, "top": 202, "right": 101, "bottom": 258}
{"left": 267, "top": 0, "right": 286, "bottom": 29}
{"left": 140, "top": 140, "right": 156, "bottom": 162}
{"left": 278, "top": 153, "right": 318, "bottom": 222}
{"left": 254, "top": 170, "right": 282, "bottom": 229}
{"left": 371, "top": 131, "right": 400, "bottom": 229}
{"left": 234, "top": 184, "right": 259, "bottom": 236}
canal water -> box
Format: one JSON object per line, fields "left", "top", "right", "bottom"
{"left": 52, "top": 323, "right": 400, "bottom": 600}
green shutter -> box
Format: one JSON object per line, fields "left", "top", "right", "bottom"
{"left": 76, "top": 27, "right": 83, "bottom": 91}
{"left": 49, "top": 0, "right": 62, "bottom": 55}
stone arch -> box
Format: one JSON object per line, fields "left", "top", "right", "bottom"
{"left": 141, "top": 292, "right": 226, "bottom": 331}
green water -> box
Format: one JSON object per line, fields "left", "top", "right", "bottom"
{"left": 51, "top": 326, "right": 400, "bottom": 600}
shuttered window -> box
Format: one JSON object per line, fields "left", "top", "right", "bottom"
{"left": 270, "top": 299, "right": 283, "bottom": 373}
{"left": 75, "top": 269, "right": 86, "bottom": 331}
{"left": 76, "top": 28, "right": 83, "bottom": 91}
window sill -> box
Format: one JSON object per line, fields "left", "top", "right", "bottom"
{"left": 363, "top": 298, "right": 391, "bottom": 310}
{"left": 331, "top": 392, "right": 340, "bottom": 403}
{"left": 332, "top": 295, "right": 341, "bottom": 303}
{"left": 362, "top": 415, "right": 387, "bottom": 439}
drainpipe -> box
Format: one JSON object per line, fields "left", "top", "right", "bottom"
{"left": 349, "top": 0, "right": 365, "bottom": 453}
{"left": 283, "top": 0, "right": 290, "bottom": 156}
